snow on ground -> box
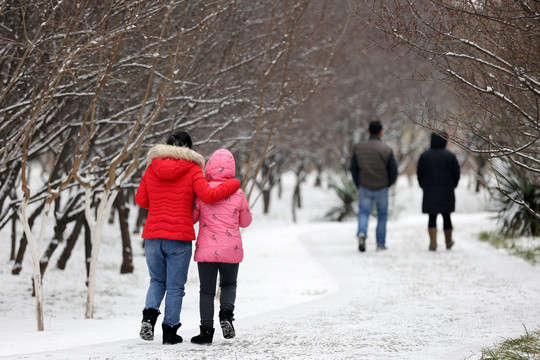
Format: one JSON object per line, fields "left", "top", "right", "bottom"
{"left": 1, "top": 172, "right": 539, "bottom": 360}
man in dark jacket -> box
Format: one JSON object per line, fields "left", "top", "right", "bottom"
{"left": 350, "top": 120, "right": 398, "bottom": 252}
{"left": 417, "top": 131, "right": 460, "bottom": 251}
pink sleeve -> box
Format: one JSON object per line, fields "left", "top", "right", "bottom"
{"left": 192, "top": 197, "right": 201, "bottom": 224}
{"left": 238, "top": 192, "right": 253, "bottom": 228}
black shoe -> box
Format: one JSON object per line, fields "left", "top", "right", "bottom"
{"left": 162, "top": 323, "right": 183, "bottom": 344}
{"left": 219, "top": 309, "right": 236, "bottom": 339}
{"left": 358, "top": 234, "right": 366, "bottom": 252}
{"left": 140, "top": 308, "right": 160, "bottom": 341}
{"left": 191, "top": 325, "right": 215, "bottom": 344}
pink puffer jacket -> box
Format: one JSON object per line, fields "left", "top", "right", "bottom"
{"left": 193, "top": 149, "right": 252, "bottom": 263}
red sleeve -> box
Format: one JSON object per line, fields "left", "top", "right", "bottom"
{"left": 135, "top": 172, "right": 149, "bottom": 209}
{"left": 192, "top": 167, "right": 240, "bottom": 203}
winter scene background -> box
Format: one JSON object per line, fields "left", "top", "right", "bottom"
{"left": 1, "top": 172, "right": 539, "bottom": 360}
{"left": 1, "top": 2, "right": 539, "bottom": 360}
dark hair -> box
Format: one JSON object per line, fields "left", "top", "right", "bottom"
{"left": 368, "top": 120, "right": 383, "bottom": 135}
{"left": 167, "top": 131, "right": 192, "bottom": 149}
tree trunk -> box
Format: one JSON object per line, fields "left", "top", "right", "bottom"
{"left": 37, "top": 199, "right": 66, "bottom": 280}
{"left": 133, "top": 207, "right": 148, "bottom": 234}
{"left": 293, "top": 181, "right": 302, "bottom": 209}
{"left": 292, "top": 166, "right": 306, "bottom": 223}
{"left": 262, "top": 189, "right": 271, "bottom": 214}
{"left": 85, "top": 188, "right": 118, "bottom": 319}
{"left": 32, "top": 270, "right": 44, "bottom": 331}
{"left": 314, "top": 161, "right": 323, "bottom": 187}
{"left": 10, "top": 213, "right": 17, "bottom": 261}
{"left": 11, "top": 234, "right": 27, "bottom": 275}
{"left": 84, "top": 218, "right": 91, "bottom": 281}
{"left": 292, "top": 184, "right": 300, "bottom": 223}
{"left": 11, "top": 201, "right": 46, "bottom": 274}
{"left": 475, "top": 155, "right": 487, "bottom": 193}
{"left": 115, "top": 191, "right": 134, "bottom": 274}
{"left": 292, "top": 197, "right": 297, "bottom": 223}
{"left": 18, "top": 200, "right": 50, "bottom": 331}
{"left": 33, "top": 237, "right": 59, "bottom": 297}
{"left": 56, "top": 213, "right": 85, "bottom": 270}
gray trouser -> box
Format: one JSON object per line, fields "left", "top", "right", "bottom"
{"left": 197, "top": 262, "right": 239, "bottom": 327}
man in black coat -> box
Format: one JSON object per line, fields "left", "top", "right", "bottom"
{"left": 417, "top": 131, "right": 460, "bottom": 251}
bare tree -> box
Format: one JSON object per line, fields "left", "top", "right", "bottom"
{"left": 357, "top": 0, "right": 540, "bottom": 219}
{"left": 1, "top": 0, "right": 358, "bottom": 326}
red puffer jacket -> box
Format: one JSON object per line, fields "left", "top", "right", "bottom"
{"left": 135, "top": 144, "right": 240, "bottom": 241}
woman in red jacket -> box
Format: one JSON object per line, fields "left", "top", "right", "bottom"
{"left": 135, "top": 131, "right": 240, "bottom": 345}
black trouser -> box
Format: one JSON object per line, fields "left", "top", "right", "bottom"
{"left": 197, "top": 262, "right": 239, "bottom": 327}
{"left": 428, "top": 213, "right": 452, "bottom": 230}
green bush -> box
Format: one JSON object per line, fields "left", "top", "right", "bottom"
{"left": 475, "top": 327, "right": 540, "bottom": 360}
{"left": 324, "top": 173, "right": 358, "bottom": 222}
{"left": 477, "top": 231, "right": 540, "bottom": 265}
{"left": 492, "top": 159, "right": 539, "bottom": 237}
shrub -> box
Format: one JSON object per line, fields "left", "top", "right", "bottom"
{"left": 477, "top": 231, "right": 540, "bottom": 265}
{"left": 476, "top": 327, "right": 540, "bottom": 360}
{"left": 492, "top": 159, "right": 540, "bottom": 237}
{"left": 324, "top": 173, "right": 358, "bottom": 222}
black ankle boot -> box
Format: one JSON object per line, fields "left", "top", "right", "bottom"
{"left": 162, "top": 323, "right": 183, "bottom": 344}
{"left": 219, "top": 309, "right": 235, "bottom": 339}
{"left": 140, "top": 308, "right": 160, "bottom": 341}
{"left": 190, "top": 325, "right": 215, "bottom": 344}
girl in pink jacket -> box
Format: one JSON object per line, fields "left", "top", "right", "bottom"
{"left": 190, "top": 149, "right": 252, "bottom": 345}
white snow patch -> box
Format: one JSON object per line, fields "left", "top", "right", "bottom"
{"left": 0, "top": 172, "right": 538, "bottom": 360}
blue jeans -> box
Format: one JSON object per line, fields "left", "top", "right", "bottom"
{"left": 357, "top": 186, "right": 389, "bottom": 247}
{"left": 144, "top": 238, "right": 192, "bottom": 326}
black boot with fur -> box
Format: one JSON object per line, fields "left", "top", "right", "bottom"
{"left": 219, "top": 309, "right": 236, "bottom": 339}
{"left": 162, "top": 323, "right": 183, "bottom": 344}
{"left": 139, "top": 308, "right": 160, "bottom": 341}
{"left": 190, "top": 325, "right": 215, "bottom": 344}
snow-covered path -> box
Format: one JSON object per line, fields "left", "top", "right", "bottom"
{"left": 4, "top": 214, "right": 540, "bottom": 359}
{"left": 1, "top": 175, "right": 539, "bottom": 359}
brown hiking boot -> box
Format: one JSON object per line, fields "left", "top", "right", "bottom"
{"left": 428, "top": 228, "right": 437, "bottom": 251}
{"left": 444, "top": 229, "right": 455, "bottom": 249}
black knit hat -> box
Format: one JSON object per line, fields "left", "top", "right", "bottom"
{"left": 430, "top": 130, "right": 448, "bottom": 149}
{"left": 167, "top": 131, "right": 193, "bottom": 149}
{"left": 368, "top": 120, "right": 383, "bottom": 135}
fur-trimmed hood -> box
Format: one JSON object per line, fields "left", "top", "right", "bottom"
{"left": 146, "top": 144, "right": 206, "bottom": 180}
{"left": 147, "top": 144, "right": 205, "bottom": 167}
